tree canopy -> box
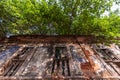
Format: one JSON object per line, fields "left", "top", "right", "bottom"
{"left": 0, "top": 0, "right": 120, "bottom": 41}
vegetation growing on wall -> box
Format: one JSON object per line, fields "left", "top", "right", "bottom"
{"left": 0, "top": 0, "right": 120, "bottom": 41}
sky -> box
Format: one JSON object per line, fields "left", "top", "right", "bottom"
{"left": 111, "top": 2, "right": 120, "bottom": 11}
{"left": 103, "top": 2, "right": 120, "bottom": 16}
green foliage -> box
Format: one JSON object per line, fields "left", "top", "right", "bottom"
{"left": 0, "top": 0, "right": 119, "bottom": 42}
